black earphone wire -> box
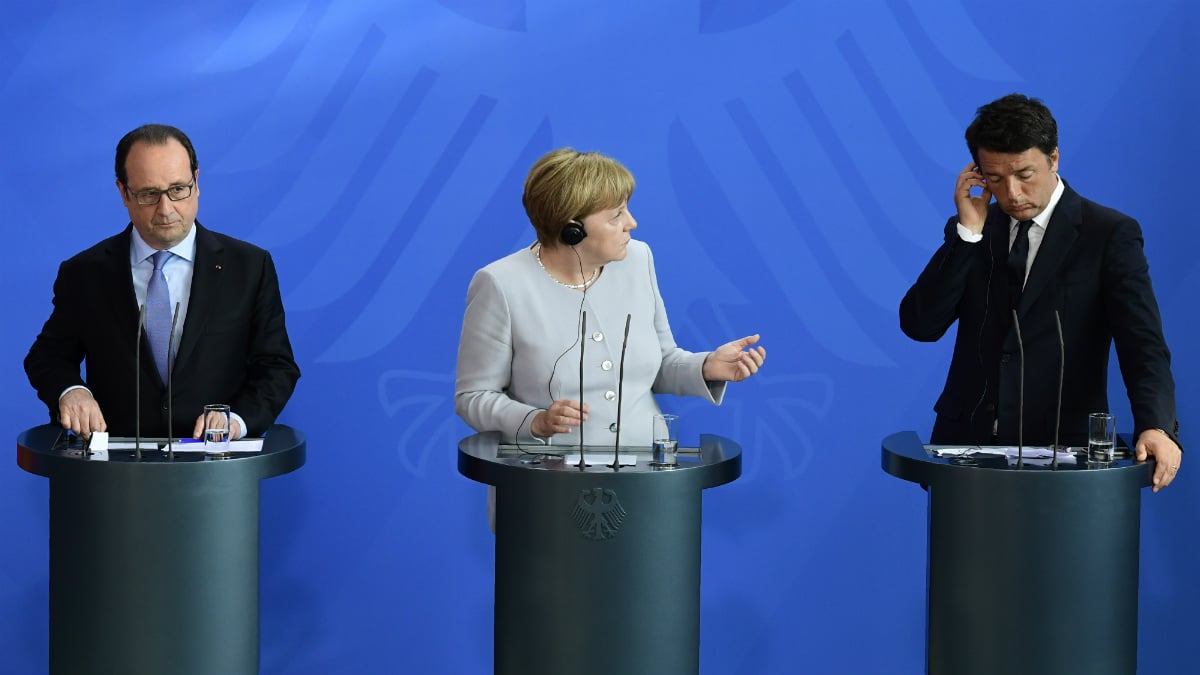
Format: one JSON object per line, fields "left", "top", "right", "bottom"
{"left": 515, "top": 241, "right": 590, "bottom": 459}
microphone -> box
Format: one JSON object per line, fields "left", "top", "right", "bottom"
{"left": 1011, "top": 309, "right": 1024, "bottom": 468}
{"left": 166, "top": 302, "right": 181, "bottom": 461}
{"left": 135, "top": 304, "right": 146, "bottom": 460}
{"left": 1053, "top": 310, "right": 1065, "bottom": 470}
{"left": 609, "top": 314, "right": 632, "bottom": 469}
{"left": 575, "top": 311, "right": 587, "bottom": 470}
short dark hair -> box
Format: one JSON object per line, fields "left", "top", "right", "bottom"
{"left": 115, "top": 124, "right": 198, "bottom": 185}
{"left": 964, "top": 93, "right": 1058, "bottom": 163}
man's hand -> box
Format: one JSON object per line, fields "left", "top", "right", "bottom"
{"left": 59, "top": 389, "right": 107, "bottom": 438}
{"left": 1136, "top": 428, "right": 1182, "bottom": 493}
{"left": 954, "top": 161, "right": 991, "bottom": 234}
{"left": 192, "top": 415, "right": 243, "bottom": 441}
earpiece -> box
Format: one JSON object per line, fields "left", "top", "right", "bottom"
{"left": 560, "top": 220, "right": 587, "bottom": 246}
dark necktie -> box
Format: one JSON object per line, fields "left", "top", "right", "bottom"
{"left": 1007, "top": 219, "right": 1035, "bottom": 308}
{"left": 146, "top": 250, "right": 173, "bottom": 384}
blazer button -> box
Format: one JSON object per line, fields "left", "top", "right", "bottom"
{"left": 601, "top": 360, "right": 613, "bottom": 371}
{"left": 1000, "top": 354, "right": 1010, "bottom": 365}
{"left": 592, "top": 331, "right": 604, "bottom": 342}
{"left": 609, "top": 423, "right": 618, "bottom": 432}
{"left": 986, "top": 403, "right": 995, "bottom": 412}
{"left": 604, "top": 391, "right": 616, "bottom": 401}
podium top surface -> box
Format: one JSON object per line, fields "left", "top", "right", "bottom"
{"left": 881, "top": 430, "right": 1152, "bottom": 488}
{"left": 16, "top": 424, "right": 306, "bottom": 480}
{"left": 458, "top": 432, "right": 741, "bottom": 490}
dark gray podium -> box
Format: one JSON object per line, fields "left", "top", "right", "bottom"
{"left": 17, "top": 424, "right": 305, "bottom": 675}
{"left": 882, "top": 431, "right": 1153, "bottom": 675}
{"left": 458, "top": 432, "right": 741, "bottom": 675}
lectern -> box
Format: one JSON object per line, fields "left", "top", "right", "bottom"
{"left": 458, "top": 433, "right": 741, "bottom": 675}
{"left": 17, "top": 424, "right": 305, "bottom": 675}
{"left": 882, "top": 431, "right": 1153, "bottom": 675}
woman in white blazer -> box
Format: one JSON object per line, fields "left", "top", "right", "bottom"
{"left": 455, "top": 147, "right": 765, "bottom": 454}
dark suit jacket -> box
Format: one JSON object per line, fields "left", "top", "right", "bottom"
{"left": 900, "top": 182, "right": 1179, "bottom": 447}
{"left": 25, "top": 222, "right": 301, "bottom": 437}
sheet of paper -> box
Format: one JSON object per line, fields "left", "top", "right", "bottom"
{"left": 1007, "top": 453, "right": 1077, "bottom": 466}
{"left": 169, "top": 439, "right": 265, "bottom": 453}
{"left": 579, "top": 453, "right": 637, "bottom": 466}
{"left": 105, "top": 439, "right": 265, "bottom": 453}
{"left": 933, "top": 446, "right": 1076, "bottom": 462}
{"left": 88, "top": 431, "right": 109, "bottom": 452}
{"left": 108, "top": 441, "right": 160, "bottom": 450}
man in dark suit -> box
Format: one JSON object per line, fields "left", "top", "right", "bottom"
{"left": 25, "top": 124, "right": 300, "bottom": 440}
{"left": 900, "top": 93, "right": 1181, "bottom": 491}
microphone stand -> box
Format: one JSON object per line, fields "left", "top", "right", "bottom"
{"left": 609, "top": 314, "right": 631, "bottom": 470}
{"left": 1011, "top": 309, "right": 1024, "bottom": 469}
{"left": 1053, "top": 311, "right": 1064, "bottom": 470}
{"left": 575, "top": 311, "right": 587, "bottom": 470}
{"left": 166, "top": 303, "right": 180, "bottom": 461}
{"left": 135, "top": 304, "right": 146, "bottom": 460}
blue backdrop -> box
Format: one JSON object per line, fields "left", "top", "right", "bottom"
{"left": 2, "top": 1, "right": 1196, "bottom": 673}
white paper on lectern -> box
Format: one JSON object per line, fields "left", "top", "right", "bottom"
{"left": 89, "top": 431, "right": 109, "bottom": 452}
{"left": 169, "top": 439, "right": 265, "bottom": 453}
{"left": 1007, "top": 453, "right": 1077, "bottom": 466}
{"left": 108, "top": 442, "right": 154, "bottom": 450}
{"left": 581, "top": 453, "right": 637, "bottom": 466}
{"left": 934, "top": 446, "right": 1076, "bottom": 462}
{"left": 106, "top": 439, "right": 265, "bottom": 453}
{"left": 232, "top": 438, "right": 265, "bottom": 452}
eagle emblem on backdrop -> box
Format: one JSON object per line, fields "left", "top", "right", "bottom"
{"left": 572, "top": 488, "right": 626, "bottom": 541}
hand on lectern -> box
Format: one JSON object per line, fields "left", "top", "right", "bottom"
{"left": 702, "top": 334, "right": 766, "bottom": 383}
{"left": 192, "top": 414, "right": 243, "bottom": 441}
{"left": 1136, "top": 428, "right": 1182, "bottom": 493}
{"left": 531, "top": 399, "right": 589, "bottom": 437}
{"left": 58, "top": 388, "right": 107, "bottom": 438}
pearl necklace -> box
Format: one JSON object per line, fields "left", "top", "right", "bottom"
{"left": 534, "top": 243, "right": 598, "bottom": 290}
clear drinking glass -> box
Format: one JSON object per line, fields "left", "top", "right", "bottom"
{"left": 651, "top": 413, "right": 680, "bottom": 467}
{"left": 203, "top": 404, "right": 232, "bottom": 456}
{"left": 1088, "top": 412, "right": 1116, "bottom": 465}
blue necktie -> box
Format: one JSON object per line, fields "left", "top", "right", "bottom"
{"left": 145, "top": 250, "right": 173, "bottom": 384}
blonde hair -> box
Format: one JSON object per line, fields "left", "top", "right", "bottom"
{"left": 522, "top": 148, "right": 635, "bottom": 246}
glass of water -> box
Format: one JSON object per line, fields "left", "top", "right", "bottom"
{"left": 203, "top": 404, "right": 232, "bottom": 456}
{"left": 650, "top": 413, "right": 680, "bottom": 467}
{"left": 1088, "top": 413, "right": 1116, "bottom": 465}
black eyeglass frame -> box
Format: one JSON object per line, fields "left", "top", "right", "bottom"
{"left": 124, "top": 177, "right": 196, "bottom": 206}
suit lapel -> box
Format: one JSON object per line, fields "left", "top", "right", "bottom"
{"left": 985, "top": 208, "right": 1014, "bottom": 314}
{"left": 175, "top": 223, "right": 222, "bottom": 368}
{"left": 102, "top": 227, "right": 157, "bottom": 380}
{"left": 1017, "top": 183, "right": 1081, "bottom": 317}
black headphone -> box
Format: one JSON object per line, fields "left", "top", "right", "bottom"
{"left": 560, "top": 220, "right": 587, "bottom": 246}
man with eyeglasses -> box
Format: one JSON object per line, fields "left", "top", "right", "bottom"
{"left": 24, "top": 124, "right": 301, "bottom": 441}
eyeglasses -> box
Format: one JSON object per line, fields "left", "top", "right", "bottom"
{"left": 126, "top": 179, "right": 195, "bottom": 206}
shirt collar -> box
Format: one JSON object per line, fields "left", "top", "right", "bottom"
{"left": 130, "top": 223, "right": 198, "bottom": 265}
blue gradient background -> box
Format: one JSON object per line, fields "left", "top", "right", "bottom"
{"left": 2, "top": 1, "right": 1196, "bottom": 673}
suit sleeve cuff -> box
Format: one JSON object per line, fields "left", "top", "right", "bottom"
{"left": 59, "top": 385, "right": 91, "bottom": 401}
{"left": 230, "top": 412, "right": 248, "bottom": 440}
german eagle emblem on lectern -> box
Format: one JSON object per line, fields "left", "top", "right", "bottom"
{"left": 572, "top": 487, "right": 626, "bottom": 541}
